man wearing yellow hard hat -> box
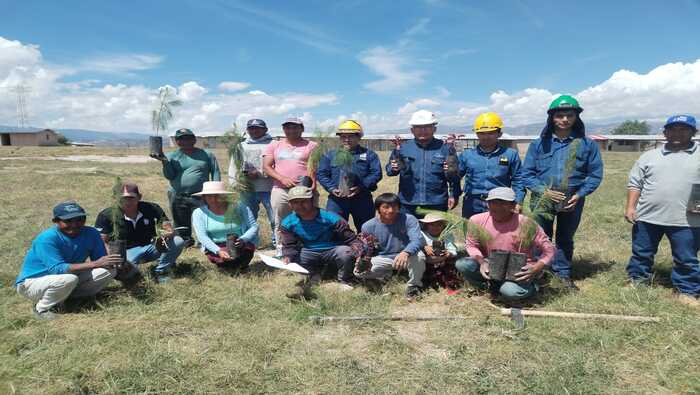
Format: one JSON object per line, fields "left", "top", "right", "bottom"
{"left": 458, "top": 112, "right": 525, "bottom": 218}
{"left": 316, "top": 120, "right": 383, "bottom": 231}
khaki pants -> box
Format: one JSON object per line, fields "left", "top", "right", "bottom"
{"left": 16, "top": 268, "right": 116, "bottom": 313}
{"left": 271, "top": 187, "right": 319, "bottom": 251}
{"left": 364, "top": 253, "right": 426, "bottom": 287}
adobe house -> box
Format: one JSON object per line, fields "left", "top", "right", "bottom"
{"left": 0, "top": 129, "right": 60, "bottom": 146}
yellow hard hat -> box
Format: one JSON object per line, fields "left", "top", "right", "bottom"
{"left": 473, "top": 112, "right": 504, "bottom": 133}
{"left": 337, "top": 120, "right": 363, "bottom": 136}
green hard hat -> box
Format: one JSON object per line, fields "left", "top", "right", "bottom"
{"left": 547, "top": 95, "right": 583, "bottom": 114}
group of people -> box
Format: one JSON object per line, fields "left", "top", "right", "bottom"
{"left": 15, "top": 94, "right": 700, "bottom": 320}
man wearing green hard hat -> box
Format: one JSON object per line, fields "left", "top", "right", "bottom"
{"left": 521, "top": 95, "right": 604, "bottom": 290}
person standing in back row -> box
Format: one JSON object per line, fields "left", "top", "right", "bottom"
{"left": 263, "top": 117, "right": 318, "bottom": 256}
{"left": 153, "top": 128, "right": 221, "bottom": 242}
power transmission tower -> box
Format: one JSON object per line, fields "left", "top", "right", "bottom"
{"left": 10, "top": 84, "right": 31, "bottom": 129}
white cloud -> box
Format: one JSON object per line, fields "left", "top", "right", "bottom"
{"left": 248, "top": 90, "right": 267, "bottom": 96}
{"left": 218, "top": 81, "right": 250, "bottom": 92}
{"left": 178, "top": 81, "right": 207, "bottom": 101}
{"left": 80, "top": 53, "right": 163, "bottom": 74}
{"left": 359, "top": 47, "right": 425, "bottom": 93}
{"left": 397, "top": 98, "right": 441, "bottom": 114}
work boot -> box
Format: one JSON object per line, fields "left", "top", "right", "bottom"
{"left": 287, "top": 275, "right": 319, "bottom": 300}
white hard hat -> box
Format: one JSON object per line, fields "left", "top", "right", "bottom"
{"left": 409, "top": 110, "right": 438, "bottom": 126}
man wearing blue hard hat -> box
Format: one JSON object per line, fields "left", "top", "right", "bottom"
{"left": 626, "top": 114, "right": 700, "bottom": 307}
{"left": 15, "top": 202, "right": 123, "bottom": 320}
{"left": 229, "top": 118, "right": 276, "bottom": 247}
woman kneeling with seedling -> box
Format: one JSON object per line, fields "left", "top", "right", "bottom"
{"left": 191, "top": 181, "right": 258, "bottom": 271}
{"left": 455, "top": 187, "right": 555, "bottom": 301}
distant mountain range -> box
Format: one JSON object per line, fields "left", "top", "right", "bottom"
{"left": 387, "top": 120, "right": 666, "bottom": 136}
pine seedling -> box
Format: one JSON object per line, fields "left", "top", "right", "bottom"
{"left": 109, "top": 176, "right": 124, "bottom": 241}
{"left": 151, "top": 86, "right": 182, "bottom": 136}
{"left": 415, "top": 208, "right": 493, "bottom": 248}
{"left": 308, "top": 127, "right": 334, "bottom": 174}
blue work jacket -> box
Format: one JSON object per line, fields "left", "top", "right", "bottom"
{"left": 522, "top": 121, "right": 603, "bottom": 197}
{"left": 316, "top": 146, "right": 383, "bottom": 193}
{"left": 385, "top": 138, "right": 461, "bottom": 206}
{"left": 458, "top": 145, "right": 525, "bottom": 203}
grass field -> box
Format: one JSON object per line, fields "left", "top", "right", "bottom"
{"left": 1, "top": 146, "right": 699, "bottom": 394}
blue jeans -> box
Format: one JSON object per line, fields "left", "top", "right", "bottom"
{"left": 455, "top": 258, "right": 536, "bottom": 300}
{"left": 533, "top": 196, "right": 585, "bottom": 279}
{"left": 326, "top": 192, "right": 374, "bottom": 232}
{"left": 627, "top": 221, "right": 700, "bottom": 296}
{"left": 125, "top": 236, "right": 186, "bottom": 275}
{"left": 244, "top": 191, "right": 275, "bottom": 245}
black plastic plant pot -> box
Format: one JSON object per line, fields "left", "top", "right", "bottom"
{"left": 390, "top": 150, "right": 407, "bottom": 173}
{"left": 444, "top": 153, "right": 460, "bottom": 179}
{"left": 432, "top": 239, "right": 445, "bottom": 256}
{"left": 552, "top": 188, "right": 574, "bottom": 213}
{"left": 154, "top": 236, "right": 168, "bottom": 253}
{"left": 226, "top": 234, "right": 240, "bottom": 260}
{"left": 506, "top": 252, "right": 527, "bottom": 282}
{"left": 688, "top": 184, "right": 700, "bottom": 213}
{"left": 149, "top": 136, "right": 164, "bottom": 157}
{"left": 338, "top": 169, "right": 356, "bottom": 197}
{"left": 487, "top": 250, "right": 509, "bottom": 281}
{"left": 108, "top": 240, "right": 127, "bottom": 269}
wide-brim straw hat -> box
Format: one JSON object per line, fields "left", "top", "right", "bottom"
{"left": 419, "top": 213, "right": 447, "bottom": 224}
{"left": 192, "top": 181, "right": 233, "bottom": 196}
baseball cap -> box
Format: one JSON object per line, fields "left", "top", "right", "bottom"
{"left": 287, "top": 186, "right": 313, "bottom": 201}
{"left": 120, "top": 183, "right": 141, "bottom": 198}
{"left": 664, "top": 115, "right": 697, "bottom": 131}
{"left": 247, "top": 119, "right": 267, "bottom": 129}
{"left": 53, "top": 201, "right": 87, "bottom": 220}
{"left": 282, "top": 117, "right": 304, "bottom": 126}
{"left": 174, "top": 128, "right": 195, "bottom": 139}
{"left": 485, "top": 187, "right": 516, "bottom": 202}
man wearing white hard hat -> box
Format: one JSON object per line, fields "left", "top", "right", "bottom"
{"left": 455, "top": 187, "right": 554, "bottom": 301}
{"left": 386, "top": 110, "right": 460, "bottom": 218}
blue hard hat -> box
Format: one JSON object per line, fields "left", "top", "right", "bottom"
{"left": 247, "top": 119, "right": 267, "bottom": 129}
{"left": 664, "top": 114, "right": 697, "bottom": 130}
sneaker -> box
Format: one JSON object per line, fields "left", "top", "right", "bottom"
{"left": 562, "top": 278, "right": 579, "bottom": 291}
{"left": 337, "top": 280, "right": 355, "bottom": 292}
{"left": 405, "top": 285, "right": 421, "bottom": 300}
{"left": 676, "top": 293, "right": 700, "bottom": 307}
{"left": 33, "top": 307, "right": 57, "bottom": 321}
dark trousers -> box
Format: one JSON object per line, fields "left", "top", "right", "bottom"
{"left": 627, "top": 221, "right": 700, "bottom": 296}
{"left": 401, "top": 203, "right": 448, "bottom": 219}
{"left": 326, "top": 192, "right": 374, "bottom": 232}
{"left": 531, "top": 196, "right": 585, "bottom": 279}
{"left": 205, "top": 242, "right": 255, "bottom": 269}
{"left": 167, "top": 191, "right": 202, "bottom": 239}
{"left": 297, "top": 246, "right": 356, "bottom": 282}
{"left": 461, "top": 195, "right": 488, "bottom": 218}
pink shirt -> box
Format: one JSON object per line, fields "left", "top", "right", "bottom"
{"left": 264, "top": 139, "right": 318, "bottom": 188}
{"left": 466, "top": 212, "right": 555, "bottom": 264}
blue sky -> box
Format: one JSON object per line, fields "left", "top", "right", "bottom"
{"left": 2, "top": 0, "right": 700, "bottom": 133}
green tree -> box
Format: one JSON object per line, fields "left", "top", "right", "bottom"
{"left": 56, "top": 133, "right": 70, "bottom": 145}
{"left": 611, "top": 120, "right": 650, "bottom": 135}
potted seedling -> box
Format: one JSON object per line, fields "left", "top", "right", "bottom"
{"left": 416, "top": 206, "right": 491, "bottom": 264}
{"left": 354, "top": 232, "right": 380, "bottom": 277}
{"left": 307, "top": 127, "right": 334, "bottom": 186}
{"left": 226, "top": 234, "right": 241, "bottom": 260}
{"left": 548, "top": 138, "right": 581, "bottom": 212}
{"left": 333, "top": 147, "right": 355, "bottom": 197}
{"left": 506, "top": 196, "right": 557, "bottom": 282}
{"left": 108, "top": 177, "right": 128, "bottom": 273}
{"left": 153, "top": 220, "right": 173, "bottom": 253}
{"left": 389, "top": 135, "right": 408, "bottom": 174}
{"left": 150, "top": 86, "right": 182, "bottom": 158}
{"left": 443, "top": 134, "right": 461, "bottom": 180}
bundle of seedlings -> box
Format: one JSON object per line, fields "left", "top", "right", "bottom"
{"left": 443, "top": 134, "right": 461, "bottom": 180}
{"left": 222, "top": 124, "right": 252, "bottom": 260}
{"left": 152, "top": 219, "right": 174, "bottom": 253}
{"left": 333, "top": 147, "right": 355, "bottom": 197}
{"left": 150, "top": 86, "right": 182, "bottom": 158}
{"left": 305, "top": 127, "right": 335, "bottom": 187}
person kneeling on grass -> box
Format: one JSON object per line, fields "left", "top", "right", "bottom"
{"left": 279, "top": 186, "right": 362, "bottom": 300}
{"left": 359, "top": 193, "right": 426, "bottom": 300}
{"left": 419, "top": 213, "right": 467, "bottom": 292}
{"left": 95, "top": 182, "right": 185, "bottom": 284}
{"left": 191, "top": 181, "right": 259, "bottom": 271}
{"left": 15, "top": 202, "right": 122, "bottom": 320}
{"left": 455, "top": 187, "right": 555, "bottom": 301}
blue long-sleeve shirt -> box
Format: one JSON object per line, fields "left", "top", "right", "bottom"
{"left": 385, "top": 138, "right": 461, "bottom": 206}
{"left": 16, "top": 226, "right": 107, "bottom": 285}
{"left": 458, "top": 145, "right": 525, "bottom": 203}
{"left": 278, "top": 209, "right": 362, "bottom": 256}
{"left": 360, "top": 213, "right": 425, "bottom": 256}
{"left": 521, "top": 124, "right": 603, "bottom": 197}
{"left": 316, "top": 146, "right": 383, "bottom": 193}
